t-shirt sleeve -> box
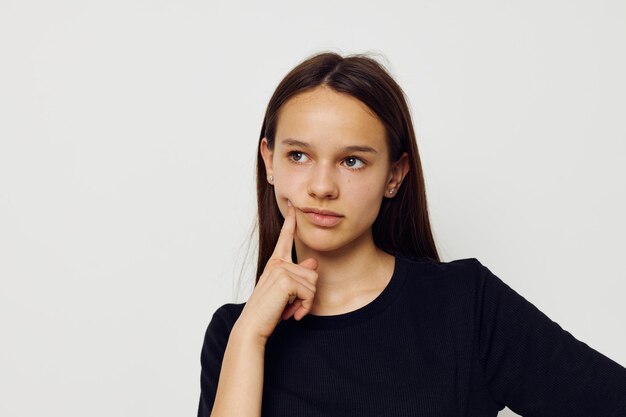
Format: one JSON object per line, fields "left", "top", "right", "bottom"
{"left": 472, "top": 259, "right": 626, "bottom": 416}
{"left": 197, "top": 304, "right": 237, "bottom": 417}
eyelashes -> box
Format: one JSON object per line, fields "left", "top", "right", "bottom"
{"left": 286, "top": 151, "right": 367, "bottom": 171}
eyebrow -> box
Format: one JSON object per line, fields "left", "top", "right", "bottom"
{"left": 280, "top": 138, "right": 378, "bottom": 154}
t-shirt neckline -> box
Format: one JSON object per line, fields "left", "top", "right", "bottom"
{"left": 293, "top": 254, "right": 408, "bottom": 330}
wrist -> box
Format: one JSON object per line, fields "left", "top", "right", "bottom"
{"left": 230, "top": 320, "right": 268, "bottom": 349}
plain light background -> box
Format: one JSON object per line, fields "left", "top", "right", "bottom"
{"left": 1, "top": 1, "right": 625, "bottom": 416}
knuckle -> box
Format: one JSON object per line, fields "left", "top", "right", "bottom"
{"left": 268, "top": 258, "right": 282, "bottom": 267}
{"left": 267, "top": 258, "right": 286, "bottom": 271}
{"left": 277, "top": 274, "right": 292, "bottom": 289}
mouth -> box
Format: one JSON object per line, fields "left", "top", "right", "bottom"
{"left": 298, "top": 207, "right": 343, "bottom": 227}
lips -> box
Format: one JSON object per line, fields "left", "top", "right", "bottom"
{"left": 300, "top": 207, "right": 342, "bottom": 216}
{"left": 299, "top": 207, "right": 343, "bottom": 227}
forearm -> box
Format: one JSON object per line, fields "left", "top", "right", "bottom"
{"left": 210, "top": 322, "right": 266, "bottom": 417}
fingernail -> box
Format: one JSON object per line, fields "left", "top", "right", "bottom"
{"left": 287, "top": 199, "right": 292, "bottom": 207}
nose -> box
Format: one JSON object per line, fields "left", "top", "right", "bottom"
{"left": 307, "top": 160, "right": 338, "bottom": 200}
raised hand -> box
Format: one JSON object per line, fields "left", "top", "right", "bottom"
{"left": 235, "top": 199, "right": 319, "bottom": 344}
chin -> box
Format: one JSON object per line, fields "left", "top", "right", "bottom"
{"left": 297, "top": 230, "right": 356, "bottom": 254}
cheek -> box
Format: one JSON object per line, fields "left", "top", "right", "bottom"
{"left": 272, "top": 175, "right": 305, "bottom": 217}
{"left": 346, "top": 176, "right": 386, "bottom": 200}
{"left": 344, "top": 183, "right": 386, "bottom": 219}
{"left": 273, "top": 163, "right": 308, "bottom": 193}
{"left": 273, "top": 175, "right": 301, "bottom": 197}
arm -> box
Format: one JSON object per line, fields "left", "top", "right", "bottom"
{"left": 472, "top": 259, "right": 626, "bottom": 416}
{"left": 209, "top": 322, "right": 266, "bottom": 417}
{"left": 199, "top": 202, "right": 318, "bottom": 416}
{"left": 197, "top": 306, "right": 266, "bottom": 417}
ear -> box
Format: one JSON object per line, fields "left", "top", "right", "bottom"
{"left": 385, "top": 152, "right": 410, "bottom": 198}
{"left": 260, "top": 137, "right": 274, "bottom": 184}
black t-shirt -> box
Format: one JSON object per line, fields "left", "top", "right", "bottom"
{"left": 197, "top": 255, "right": 626, "bottom": 416}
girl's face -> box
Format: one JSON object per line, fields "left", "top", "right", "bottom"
{"left": 260, "top": 85, "right": 408, "bottom": 254}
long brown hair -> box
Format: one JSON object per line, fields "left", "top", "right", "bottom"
{"left": 255, "top": 51, "right": 439, "bottom": 283}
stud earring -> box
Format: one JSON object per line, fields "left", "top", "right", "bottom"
{"left": 268, "top": 175, "right": 273, "bottom": 182}
{"left": 389, "top": 188, "right": 395, "bottom": 194}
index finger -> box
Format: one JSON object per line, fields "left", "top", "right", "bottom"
{"left": 270, "top": 199, "right": 297, "bottom": 262}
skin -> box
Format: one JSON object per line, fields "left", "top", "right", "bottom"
{"left": 260, "top": 85, "right": 409, "bottom": 316}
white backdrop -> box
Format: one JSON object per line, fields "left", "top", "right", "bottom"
{"left": 1, "top": 1, "right": 625, "bottom": 416}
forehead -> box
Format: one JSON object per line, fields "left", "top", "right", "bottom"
{"left": 275, "top": 86, "right": 388, "bottom": 153}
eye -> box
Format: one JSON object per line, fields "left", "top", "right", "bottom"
{"left": 287, "top": 151, "right": 367, "bottom": 171}
{"left": 343, "top": 156, "right": 366, "bottom": 170}
{"left": 287, "top": 151, "right": 310, "bottom": 164}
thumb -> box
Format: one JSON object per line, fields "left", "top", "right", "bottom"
{"left": 298, "top": 257, "right": 318, "bottom": 271}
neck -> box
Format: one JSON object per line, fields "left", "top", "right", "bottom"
{"left": 293, "top": 230, "right": 394, "bottom": 314}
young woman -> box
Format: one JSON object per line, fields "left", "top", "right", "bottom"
{"left": 198, "top": 52, "right": 626, "bottom": 417}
